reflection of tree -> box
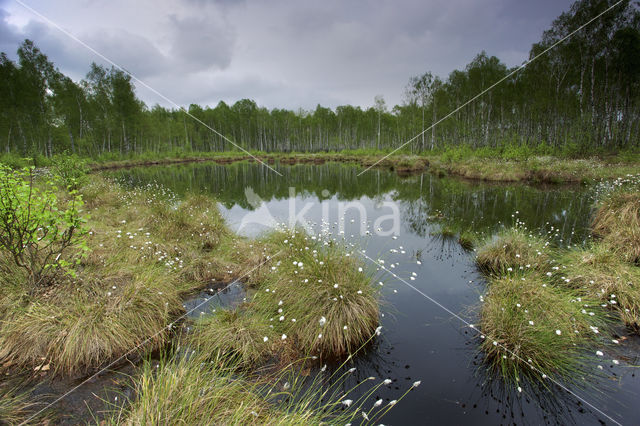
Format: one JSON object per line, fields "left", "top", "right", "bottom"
{"left": 110, "top": 162, "right": 404, "bottom": 209}
{"left": 112, "top": 162, "right": 595, "bottom": 243}
{"left": 396, "top": 174, "right": 595, "bottom": 243}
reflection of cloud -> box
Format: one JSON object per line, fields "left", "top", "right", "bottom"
{"left": 237, "top": 204, "right": 277, "bottom": 233}
{"left": 238, "top": 187, "right": 277, "bottom": 233}
{"left": 244, "top": 186, "right": 262, "bottom": 209}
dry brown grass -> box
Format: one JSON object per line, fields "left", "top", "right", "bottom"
{"left": 475, "top": 228, "right": 551, "bottom": 276}
{"left": 558, "top": 244, "right": 640, "bottom": 328}
{"left": 0, "top": 177, "right": 265, "bottom": 376}
{"left": 592, "top": 190, "right": 640, "bottom": 263}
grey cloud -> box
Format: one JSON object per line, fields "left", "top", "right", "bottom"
{"left": 1, "top": 0, "right": 575, "bottom": 110}
{"left": 2, "top": 10, "right": 167, "bottom": 81}
{"left": 84, "top": 29, "right": 168, "bottom": 78}
{"left": 169, "top": 13, "right": 235, "bottom": 71}
{"left": 0, "top": 8, "right": 22, "bottom": 56}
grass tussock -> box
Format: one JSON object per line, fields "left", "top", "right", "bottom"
{"left": 0, "top": 383, "right": 47, "bottom": 425}
{"left": 109, "top": 355, "right": 364, "bottom": 425}
{"left": 477, "top": 186, "right": 640, "bottom": 384}
{"left": 253, "top": 230, "right": 379, "bottom": 359}
{"left": 189, "top": 309, "right": 279, "bottom": 368}
{"left": 592, "top": 190, "right": 640, "bottom": 263}
{"left": 0, "top": 266, "right": 181, "bottom": 375}
{"left": 480, "top": 272, "right": 609, "bottom": 383}
{"left": 458, "top": 230, "right": 477, "bottom": 251}
{"left": 189, "top": 228, "right": 380, "bottom": 365}
{"left": 475, "top": 227, "right": 551, "bottom": 276}
{"left": 557, "top": 244, "right": 640, "bottom": 328}
{"left": 0, "top": 177, "right": 264, "bottom": 375}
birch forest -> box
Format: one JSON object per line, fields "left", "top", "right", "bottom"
{"left": 1, "top": 0, "right": 639, "bottom": 158}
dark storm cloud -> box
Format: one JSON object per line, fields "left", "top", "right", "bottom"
{"left": 2, "top": 0, "right": 574, "bottom": 109}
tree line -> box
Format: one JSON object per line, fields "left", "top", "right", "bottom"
{"left": 1, "top": 0, "right": 639, "bottom": 158}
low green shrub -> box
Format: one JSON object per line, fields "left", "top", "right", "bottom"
{"left": 0, "top": 165, "right": 88, "bottom": 288}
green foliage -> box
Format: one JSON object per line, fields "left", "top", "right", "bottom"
{"left": 2, "top": 1, "right": 640, "bottom": 158}
{"left": 0, "top": 165, "right": 88, "bottom": 287}
{"left": 0, "top": 383, "right": 47, "bottom": 425}
{"left": 51, "top": 153, "right": 89, "bottom": 190}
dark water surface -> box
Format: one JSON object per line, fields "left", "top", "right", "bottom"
{"left": 111, "top": 162, "right": 640, "bottom": 425}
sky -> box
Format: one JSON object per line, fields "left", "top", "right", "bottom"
{"left": 0, "top": 0, "right": 575, "bottom": 111}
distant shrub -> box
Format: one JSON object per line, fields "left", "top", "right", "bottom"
{"left": 51, "top": 154, "right": 89, "bottom": 190}
{"left": 0, "top": 165, "right": 88, "bottom": 288}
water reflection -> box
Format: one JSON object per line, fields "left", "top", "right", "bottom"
{"left": 110, "top": 161, "right": 639, "bottom": 425}
{"left": 111, "top": 161, "right": 595, "bottom": 244}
